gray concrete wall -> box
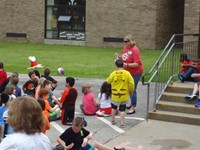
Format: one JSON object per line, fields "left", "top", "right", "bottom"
{"left": 0, "top": 0, "right": 44, "bottom": 43}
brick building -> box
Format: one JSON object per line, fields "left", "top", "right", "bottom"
{"left": 0, "top": 0, "right": 199, "bottom": 49}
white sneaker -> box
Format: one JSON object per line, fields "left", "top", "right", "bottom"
{"left": 185, "top": 93, "right": 197, "bottom": 100}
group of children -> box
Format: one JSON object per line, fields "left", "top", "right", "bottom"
{"left": 0, "top": 66, "right": 62, "bottom": 137}
{"left": 53, "top": 59, "right": 132, "bottom": 150}
{"left": 0, "top": 59, "right": 134, "bottom": 150}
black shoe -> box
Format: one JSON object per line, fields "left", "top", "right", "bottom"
{"left": 82, "top": 117, "right": 87, "bottom": 127}
{"left": 114, "top": 147, "right": 125, "bottom": 150}
{"left": 127, "top": 110, "right": 136, "bottom": 115}
{"left": 126, "top": 106, "right": 131, "bottom": 109}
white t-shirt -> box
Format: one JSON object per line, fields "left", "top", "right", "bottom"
{"left": 0, "top": 132, "right": 52, "bottom": 150}
{"left": 98, "top": 93, "right": 111, "bottom": 108}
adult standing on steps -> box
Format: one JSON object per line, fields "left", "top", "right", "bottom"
{"left": 114, "top": 34, "right": 143, "bottom": 114}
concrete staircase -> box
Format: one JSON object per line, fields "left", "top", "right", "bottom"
{"left": 148, "top": 81, "right": 200, "bottom": 125}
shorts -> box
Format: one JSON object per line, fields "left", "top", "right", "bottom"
{"left": 111, "top": 101, "right": 127, "bottom": 112}
{"left": 81, "top": 144, "right": 94, "bottom": 150}
{"left": 99, "top": 107, "right": 112, "bottom": 114}
{"left": 111, "top": 100, "right": 127, "bottom": 107}
{"left": 49, "top": 110, "right": 58, "bottom": 117}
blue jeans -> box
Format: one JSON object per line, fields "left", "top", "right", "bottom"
{"left": 181, "top": 67, "right": 198, "bottom": 82}
{"left": 130, "top": 74, "right": 142, "bottom": 107}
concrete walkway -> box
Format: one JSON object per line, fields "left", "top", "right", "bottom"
{"left": 106, "top": 119, "right": 200, "bottom": 150}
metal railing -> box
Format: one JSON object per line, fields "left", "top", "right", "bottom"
{"left": 142, "top": 33, "right": 200, "bottom": 120}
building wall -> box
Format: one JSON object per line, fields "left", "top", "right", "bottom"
{"left": 86, "top": 0, "right": 184, "bottom": 49}
{"left": 0, "top": 0, "right": 44, "bottom": 43}
{"left": 0, "top": 0, "right": 198, "bottom": 50}
{"left": 184, "top": 0, "right": 200, "bottom": 41}
{"left": 86, "top": 0, "right": 157, "bottom": 49}
{"left": 155, "top": 0, "right": 184, "bottom": 49}
{"left": 184, "top": 0, "right": 200, "bottom": 60}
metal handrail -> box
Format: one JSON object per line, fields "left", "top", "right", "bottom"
{"left": 142, "top": 33, "right": 199, "bottom": 84}
{"left": 142, "top": 33, "right": 200, "bottom": 121}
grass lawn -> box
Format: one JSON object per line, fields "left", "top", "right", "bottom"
{"left": 0, "top": 41, "right": 162, "bottom": 79}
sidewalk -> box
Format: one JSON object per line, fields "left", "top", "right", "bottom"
{"left": 106, "top": 119, "right": 200, "bottom": 150}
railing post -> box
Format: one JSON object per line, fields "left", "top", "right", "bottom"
{"left": 154, "top": 63, "right": 159, "bottom": 111}
{"left": 145, "top": 83, "right": 150, "bottom": 121}
{"left": 171, "top": 48, "right": 175, "bottom": 79}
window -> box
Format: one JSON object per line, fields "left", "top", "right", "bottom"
{"left": 45, "top": 0, "right": 86, "bottom": 41}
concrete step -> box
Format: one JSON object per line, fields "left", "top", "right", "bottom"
{"left": 156, "top": 101, "right": 200, "bottom": 115}
{"left": 149, "top": 110, "right": 200, "bottom": 125}
{"left": 161, "top": 92, "right": 197, "bottom": 104}
{"left": 150, "top": 81, "right": 200, "bottom": 125}
{"left": 165, "top": 81, "right": 194, "bottom": 94}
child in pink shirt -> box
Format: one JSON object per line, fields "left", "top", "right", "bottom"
{"left": 80, "top": 83, "right": 99, "bottom": 115}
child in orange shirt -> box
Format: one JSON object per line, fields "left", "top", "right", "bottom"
{"left": 60, "top": 77, "right": 78, "bottom": 125}
{"left": 37, "top": 98, "right": 50, "bottom": 134}
{"left": 38, "top": 88, "right": 61, "bottom": 121}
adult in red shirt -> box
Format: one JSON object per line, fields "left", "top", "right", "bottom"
{"left": 114, "top": 34, "right": 144, "bottom": 114}
{"left": 0, "top": 62, "right": 7, "bottom": 86}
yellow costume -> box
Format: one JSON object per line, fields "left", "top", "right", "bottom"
{"left": 107, "top": 70, "right": 134, "bottom": 102}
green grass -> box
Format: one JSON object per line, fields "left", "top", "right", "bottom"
{"left": 0, "top": 41, "right": 162, "bottom": 79}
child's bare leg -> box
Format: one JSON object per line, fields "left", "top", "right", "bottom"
{"left": 120, "top": 111, "right": 125, "bottom": 125}
{"left": 111, "top": 108, "right": 116, "bottom": 124}
{"left": 91, "top": 140, "right": 113, "bottom": 150}
{"left": 193, "top": 83, "right": 198, "bottom": 94}
{"left": 119, "top": 104, "right": 126, "bottom": 126}
{"left": 198, "top": 84, "right": 200, "bottom": 98}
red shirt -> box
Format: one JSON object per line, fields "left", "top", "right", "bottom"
{"left": 60, "top": 87, "right": 78, "bottom": 109}
{"left": 121, "top": 45, "right": 144, "bottom": 75}
{"left": 0, "top": 70, "right": 7, "bottom": 85}
{"left": 180, "top": 60, "right": 194, "bottom": 73}
{"left": 60, "top": 88, "right": 70, "bottom": 103}
{"left": 197, "top": 64, "right": 200, "bottom": 81}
